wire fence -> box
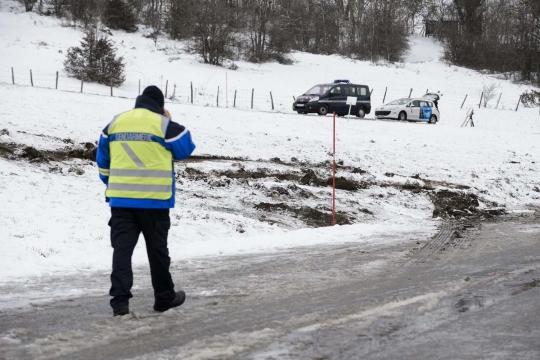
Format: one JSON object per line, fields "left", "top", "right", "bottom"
{"left": 0, "top": 67, "right": 531, "bottom": 116}
{"left": 0, "top": 67, "right": 296, "bottom": 113}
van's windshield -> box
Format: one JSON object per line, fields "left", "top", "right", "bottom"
{"left": 304, "top": 85, "right": 332, "bottom": 96}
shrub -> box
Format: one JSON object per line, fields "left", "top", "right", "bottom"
{"left": 520, "top": 90, "right": 540, "bottom": 108}
{"left": 64, "top": 28, "right": 125, "bottom": 86}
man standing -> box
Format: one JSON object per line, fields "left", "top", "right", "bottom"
{"left": 97, "top": 86, "right": 196, "bottom": 316}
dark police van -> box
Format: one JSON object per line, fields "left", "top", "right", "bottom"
{"left": 292, "top": 80, "right": 371, "bottom": 118}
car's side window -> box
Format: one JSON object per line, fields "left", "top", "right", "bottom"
{"left": 420, "top": 101, "right": 428, "bottom": 107}
{"left": 347, "top": 86, "right": 357, "bottom": 96}
{"left": 344, "top": 86, "right": 351, "bottom": 96}
{"left": 330, "top": 86, "right": 342, "bottom": 96}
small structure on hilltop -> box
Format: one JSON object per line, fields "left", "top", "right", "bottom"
{"left": 424, "top": 16, "right": 459, "bottom": 38}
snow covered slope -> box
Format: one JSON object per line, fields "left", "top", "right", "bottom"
{"left": 1, "top": 1, "right": 539, "bottom": 287}
{"left": 0, "top": 0, "right": 536, "bottom": 118}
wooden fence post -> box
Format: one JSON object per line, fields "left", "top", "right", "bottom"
{"left": 383, "top": 87, "right": 388, "bottom": 104}
{"left": 461, "top": 94, "right": 468, "bottom": 109}
{"left": 80, "top": 77, "right": 84, "bottom": 93}
{"left": 408, "top": 88, "right": 413, "bottom": 98}
{"left": 165, "top": 80, "right": 168, "bottom": 98}
{"left": 56, "top": 71, "right": 59, "bottom": 89}
{"left": 190, "top": 82, "right": 193, "bottom": 104}
{"left": 251, "top": 88, "right": 254, "bottom": 109}
{"left": 495, "top": 93, "right": 502, "bottom": 109}
{"left": 234, "top": 90, "right": 237, "bottom": 108}
{"left": 110, "top": 80, "right": 113, "bottom": 96}
{"left": 217, "top": 86, "right": 219, "bottom": 107}
{"left": 270, "top": 91, "right": 274, "bottom": 110}
{"left": 11, "top": 67, "right": 14, "bottom": 84}
{"left": 515, "top": 95, "right": 522, "bottom": 111}
{"left": 30, "top": 70, "right": 33, "bottom": 87}
{"left": 138, "top": 79, "right": 141, "bottom": 95}
{"left": 479, "top": 92, "right": 483, "bottom": 108}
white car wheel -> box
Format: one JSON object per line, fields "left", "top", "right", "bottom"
{"left": 398, "top": 111, "right": 407, "bottom": 121}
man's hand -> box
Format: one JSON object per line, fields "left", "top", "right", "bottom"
{"left": 163, "top": 108, "right": 171, "bottom": 119}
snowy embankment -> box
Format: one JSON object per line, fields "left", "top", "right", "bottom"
{"left": 1, "top": 1, "right": 540, "bottom": 287}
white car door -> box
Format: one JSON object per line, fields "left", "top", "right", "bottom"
{"left": 406, "top": 100, "right": 420, "bottom": 120}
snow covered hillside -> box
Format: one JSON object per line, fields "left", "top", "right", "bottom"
{"left": 1, "top": 1, "right": 539, "bottom": 290}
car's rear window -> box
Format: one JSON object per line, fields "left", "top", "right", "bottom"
{"left": 357, "top": 87, "right": 368, "bottom": 96}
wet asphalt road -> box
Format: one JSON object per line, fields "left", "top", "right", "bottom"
{"left": 1, "top": 213, "right": 539, "bottom": 360}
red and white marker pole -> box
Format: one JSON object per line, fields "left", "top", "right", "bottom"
{"left": 332, "top": 112, "right": 336, "bottom": 226}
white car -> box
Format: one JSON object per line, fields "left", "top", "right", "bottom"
{"left": 375, "top": 98, "right": 440, "bottom": 124}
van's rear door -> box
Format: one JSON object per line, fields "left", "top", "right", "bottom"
{"left": 357, "top": 86, "right": 371, "bottom": 113}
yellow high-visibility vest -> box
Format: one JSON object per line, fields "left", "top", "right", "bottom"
{"left": 105, "top": 108, "right": 173, "bottom": 200}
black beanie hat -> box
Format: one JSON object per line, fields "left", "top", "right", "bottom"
{"left": 142, "top": 86, "right": 165, "bottom": 108}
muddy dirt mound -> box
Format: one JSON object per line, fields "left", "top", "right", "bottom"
{"left": 325, "top": 177, "right": 367, "bottom": 191}
{"left": 254, "top": 202, "right": 289, "bottom": 212}
{"left": 254, "top": 202, "right": 350, "bottom": 227}
{"left": 217, "top": 168, "right": 301, "bottom": 182}
{"left": 22, "top": 146, "right": 49, "bottom": 162}
{"left": 287, "top": 184, "right": 313, "bottom": 199}
{"left": 0, "top": 142, "right": 97, "bottom": 163}
{"left": 64, "top": 143, "right": 97, "bottom": 161}
{"left": 431, "top": 190, "right": 480, "bottom": 218}
{"left": 187, "top": 155, "right": 247, "bottom": 162}
{"left": 299, "top": 169, "right": 325, "bottom": 186}
{"left": 0, "top": 142, "right": 16, "bottom": 159}
{"left": 300, "top": 170, "right": 368, "bottom": 191}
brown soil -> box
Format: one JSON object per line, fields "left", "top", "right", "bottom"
{"left": 0, "top": 142, "right": 97, "bottom": 163}
{"left": 216, "top": 168, "right": 301, "bottom": 182}
{"left": 255, "top": 202, "right": 350, "bottom": 227}
{"left": 430, "top": 190, "right": 480, "bottom": 218}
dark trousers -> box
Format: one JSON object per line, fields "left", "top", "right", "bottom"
{"left": 109, "top": 207, "right": 176, "bottom": 309}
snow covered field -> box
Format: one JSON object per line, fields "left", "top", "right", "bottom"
{"left": 1, "top": 0, "right": 539, "bottom": 290}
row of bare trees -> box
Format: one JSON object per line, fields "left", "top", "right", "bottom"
{"left": 21, "top": 0, "right": 414, "bottom": 65}
{"left": 429, "top": 0, "right": 540, "bottom": 86}
{"left": 17, "top": 0, "right": 540, "bottom": 85}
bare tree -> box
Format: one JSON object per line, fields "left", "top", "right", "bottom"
{"left": 482, "top": 82, "right": 498, "bottom": 107}
{"left": 191, "top": 0, "right": 234, "bottom": 66}
{"left": 18, "top": 0, "right": 37, "bottom": 11}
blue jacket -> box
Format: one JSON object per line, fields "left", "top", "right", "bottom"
{"left": 96, "top": 95, "right": 196, "bottom": 209}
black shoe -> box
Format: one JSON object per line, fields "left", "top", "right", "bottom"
{"left": 113, "top": 306, "right": 129, "bottom": 317}
{"left": 154, "top": 291, "right": 186, "bottom": 312}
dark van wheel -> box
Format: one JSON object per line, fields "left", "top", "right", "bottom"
{"left": 398, "top": 111, "right": 407, "bottom": 121}
{"left": 357, "top": 107, "right": 366, "bottom": 118}
{"left": 429, "top": 115, "right": 437, "bottom": 124}
{"left": 318, "top": 105, "right": 329, "bottom": 116}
